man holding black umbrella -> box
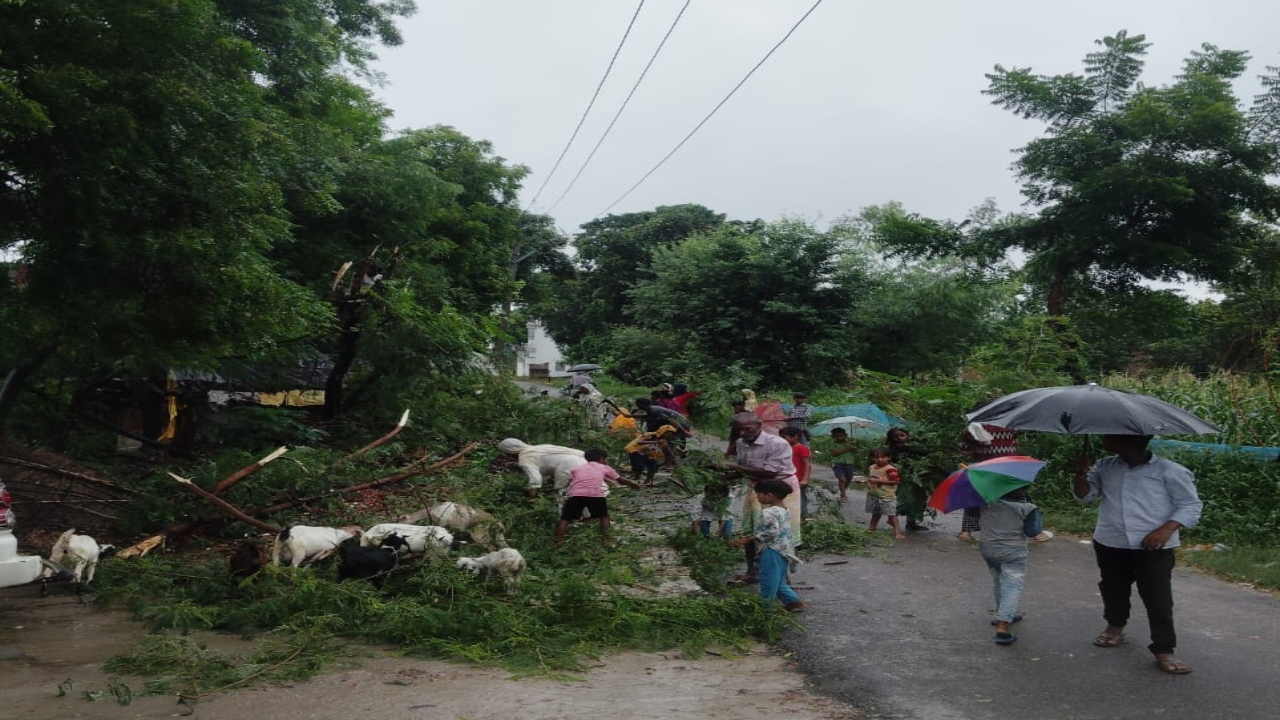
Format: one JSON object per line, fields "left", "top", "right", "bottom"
{"left": 1073, "top": 434, "right": 1203, "bottom": 675}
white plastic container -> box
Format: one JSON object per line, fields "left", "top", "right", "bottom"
{"left": 0, "top": 528, "right": 44, "bottom": 588}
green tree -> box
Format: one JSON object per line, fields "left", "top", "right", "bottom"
{"left": 281, "top": 127, "right": 531, "bottom": 420}
{"left": 537, "top": 204, "right": 725, "bottom": 356}
{"left": 982, "top": 31, "right": 1280, "bottom": 317}
{"left": 626, "top": 219, "right": 865, "bottom": 388}
{"left": 0, "top": 0, "right": 412, "bottom": 426}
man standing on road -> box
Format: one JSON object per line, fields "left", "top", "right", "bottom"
{"left": 723, "top": 412, "right": 802, "bottom": 547}
{"left": 1073, "top": 434, "right": 1203, "bottom": 675}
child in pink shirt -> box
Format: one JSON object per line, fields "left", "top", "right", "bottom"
{"left": 555, "top": 448, "right": 640, "bottom": 546}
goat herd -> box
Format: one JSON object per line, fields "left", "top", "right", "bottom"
{"left": 44, "top": 501, "right": 527, "bottom": 596}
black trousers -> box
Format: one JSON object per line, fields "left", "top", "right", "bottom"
{"left": 1093, "top": 541, "right": 1177, "bottom": 655}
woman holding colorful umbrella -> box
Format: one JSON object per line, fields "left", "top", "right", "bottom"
{"left": 929, "top": 456, "right": 1047, "bottom": 645}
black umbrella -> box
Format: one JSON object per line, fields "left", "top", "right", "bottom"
{"left": 967, "top": 384, "right": 1220, "bottom": 435}
{"left": 566, "top": 363, "right": 603, "bottom": 372}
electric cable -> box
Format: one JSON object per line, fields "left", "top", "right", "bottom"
{"left": 525, "top": 1, "right": 647, "bottom": 210}
{"left": 545, "top": 0, "right": 693, "bottom": 214}
{"left": 595, "top": 0, "right": 826, "bottom": 218}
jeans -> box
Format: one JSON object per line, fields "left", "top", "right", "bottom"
{"left": 699, "top": 519, "right": 734, "bottom": 537}
{"left": 1093, "top": 541, "right": 1177, "bottom": 655}
{"left": 757, "top": 548, "right": 801, "bottom": 607}
{"left": 979, "top": 542, "right": 1029, "bottom": 624}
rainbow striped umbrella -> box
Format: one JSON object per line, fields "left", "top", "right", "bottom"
{"left": 928, "top": 455, "right": 1046, "bottom": 513}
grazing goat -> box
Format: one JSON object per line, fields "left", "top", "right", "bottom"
{"left": 395, "top": 502, "right": 508, "bottom": 550}
{"left": 336, "top": 544, "right": 399, "bottom": 588}
{"left": 361, "top": 523, "right": 457, "bottom": 558}
{"left": 455, "top": 547, "right": 527, "bottom": 594}
{"left": 271, "top": 525, "right": 363, "bottom": 567}
{"left": 229, "top": 541, "right": 265, "bottom": 580}
{"left": 48, "top": 528, "right": 112, "bottom": 585}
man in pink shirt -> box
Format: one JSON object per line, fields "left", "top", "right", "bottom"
{"left": 555, "top": 448, "right": 640, "bottom": 546}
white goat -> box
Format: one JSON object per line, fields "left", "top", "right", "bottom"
{"left": 271, "top": 525, "right": 363, "bottom": 567}
{"left": 361, "top": 523, "right": 456, "bottom": 558}
{"left": 455, "top": 547, "right": 527, "bottom": 594}
{"left": 395, "top": 502, "right": 508, "bottom": 550}
{"left": 48, "top": 528, "right": 109, "bottom": 585}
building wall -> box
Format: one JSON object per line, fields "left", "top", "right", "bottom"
{"left": 515, "top": 320, "right": 569, "bottom": 378}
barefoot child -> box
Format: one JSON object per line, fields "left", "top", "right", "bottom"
{"left": 555, "top": 448, "right": 640, "bottom": 545}
{"left": 827, "top": 428, "right": 858, "bottom": 502}
{"left": 690, "top": 477, "right": 735, "bottom": 538}
{"left": 867, "top": 447, "right": 906, "bottom": 539}
{"left": 733, "top": 478, "right": 804, "bottom": 611}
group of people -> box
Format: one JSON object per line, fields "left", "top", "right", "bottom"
{"left": 521, "top": 382, "right": 1206, "bottom": 675}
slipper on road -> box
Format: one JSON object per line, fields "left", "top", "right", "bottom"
{"left": 994, "top": 632, "right": 1017, "bottom": 645}
{"left": 1156, "top": 656, "right": 1192, "bottom": 674}
{"left": 1093, "top": 631, "right": 1125, "bottom": 647}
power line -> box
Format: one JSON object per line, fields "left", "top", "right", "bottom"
{"left": 545, "top": 0, "right": 693, "bottom": 214}
{"left": 595, "top": 0, "right": 827, "bottom": 219}
{"left": 525, "top": 1, "right": 647, "bottom": 211}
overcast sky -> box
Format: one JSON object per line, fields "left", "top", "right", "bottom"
{"left": 369, "top": 0, "right": 1278, "bottom": 237}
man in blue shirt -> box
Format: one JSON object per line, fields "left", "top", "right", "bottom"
{"left": 1073, "top": 434, "right": 1203, "bottom": 675}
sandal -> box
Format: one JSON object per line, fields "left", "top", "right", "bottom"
{"left": 1093, "top": 631, "right": 1125, "bottom": 647}
{"left": 994, "top": 632, "right": 1017, "bottom": 645}
{"left": 1155, "top": 656, "right": 1192, "bottom": 675}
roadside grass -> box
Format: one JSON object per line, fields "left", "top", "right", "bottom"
{"left": 1178, "top": 546, "right": 1280, "bottom": 592}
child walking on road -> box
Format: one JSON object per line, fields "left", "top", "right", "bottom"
{"left": 555, "top": 448, "right": 640, "bottom": 546}
{"left": 978, "top": 488, "right": 1039, "bottom": 645}
{"left": 867, "top": 447, "right": 906, "bottom": 539}
{"left": 827, "top": 428, "right": 859, "bottom": 503}
{"left": 733, "top": 478, "right": 804, "bottom": 612}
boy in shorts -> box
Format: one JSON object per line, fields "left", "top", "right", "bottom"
{"left": 867, "top": 446, "right": 906, "bottom": 539}
{"left": 827, "top": 428, "right": 858, "bottom": 503}
{"left": 555, "top": 448, "right": 640, "bottom": 545}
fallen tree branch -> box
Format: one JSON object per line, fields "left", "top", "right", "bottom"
{"left": 209, "top": 446, "right": 289, "bottom": 496}
{"left": 328, "top": 409, "right": 410, "bottom": 468}
{"left": 258, "top": 441, "right": 478, "bottom": 516}
{"left": 173, "top": 473, "right": 282, "bottom": 534}
{"left": 0, "top": 455, "right": 139, "bottom": 494}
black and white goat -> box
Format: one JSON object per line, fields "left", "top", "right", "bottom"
{"left": 271, "top": 525, "right": 363, "bottom": 567}
{"left": 455, "top": 547, "right": 526, "bottom": 594}
{"left": 47, "top": 528, "right": 114, "bottom": 586}
{"left": 361, "top": 523, "right": 458, "bottom": 558}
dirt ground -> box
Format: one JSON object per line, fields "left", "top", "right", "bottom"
{"left": 1, "top": 586, "right": 860, "bottom": 720}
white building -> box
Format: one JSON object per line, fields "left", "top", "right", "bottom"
{"left": 515, "top": 320, "right": 569, "bottom": 379}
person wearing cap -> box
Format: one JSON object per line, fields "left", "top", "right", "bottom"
{"left": 784, "top": 393, "right": 813, "bottom": 445}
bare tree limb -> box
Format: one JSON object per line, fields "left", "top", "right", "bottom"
{"left": 173, "top": 473, "right": 282, "bottom": 534}
{"left": 209, "top": 446, "right": 289, "bottom": 496}
{"left": 258, "top": 441, "right": 478, "bottom": 516}
{"left": 329, "top": 410, "right": 410, "bottom": 467}
{"left": 0, "top": 455, "right": 139, "bottom": 494}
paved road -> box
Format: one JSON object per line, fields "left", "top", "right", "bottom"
{"left": 781, "top": 461, "right": 1280, "bottom": 720}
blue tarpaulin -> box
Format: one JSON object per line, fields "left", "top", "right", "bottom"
{"left": 1151, "top": 439, "right": 1280, "bottom": 461}
{"left": 784, "top": 402, "right": 909, "bottom": 439}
